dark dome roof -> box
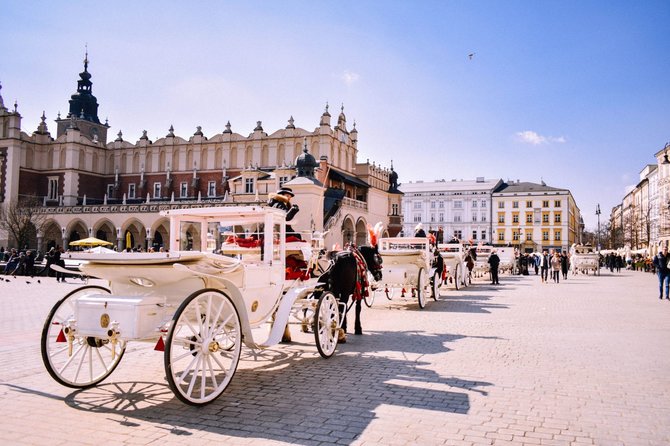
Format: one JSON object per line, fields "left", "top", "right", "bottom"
{"left": 296, "top": 147, "right": 317, "bottom": 168}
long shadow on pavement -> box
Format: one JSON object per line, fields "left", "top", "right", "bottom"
{"left": 52, "top": 330, "right": 493, "bottom": 445}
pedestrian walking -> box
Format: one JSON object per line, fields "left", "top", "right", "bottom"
{"left": 652, "top": 245, "right": 669, "bottom": 300}
{"left": 551, "top": 252, "right": 561, "bottom": 283}
{"left": 488, "top": 249, "right": 500, "bottom": 285}
{"left": 539, "top": 250, "right": 550, "bottom": 283}
{"left": 561, "top": 252, "right": 569, "bottom": 280}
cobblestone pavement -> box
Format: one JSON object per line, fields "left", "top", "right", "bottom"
{"left": 1, "top": 269, "right": 669, "bottom": 446}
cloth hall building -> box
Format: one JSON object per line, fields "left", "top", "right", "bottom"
{"left": 0, "top": 58, "right": 403, "bottom": 253}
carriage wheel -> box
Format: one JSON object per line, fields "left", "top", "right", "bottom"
{"left": 417, "top": 268, "right": 427, "bottom": 309}
{"left": 384, "top": 287, "right": 395, "bottom": 300}
{"left": 313, "top": 291, "right": 339, "bottom": 358}
{"left": 165, "top": 289, "right": 242, "bottom": 406}
{"left": 41, "top": 285, "right": 126, "bottom": 388}
{"left": 364, "top": 273, "right": 376, "bottom": 308}
{"left": 431, "top": 271, "right": 440, "bottom": 301}
{"left": 453, "top": 264, "right": 460, "bottom": 290}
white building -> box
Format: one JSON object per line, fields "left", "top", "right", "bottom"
{"left": 399, "top": 178, "right": 503, "bottom": 243}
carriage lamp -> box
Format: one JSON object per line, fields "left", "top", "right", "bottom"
{"left": 63, "top": 319, "right": 77, "bottom": 357}
{"left": 107, "top": 321, "right": 120, "bottom": 361}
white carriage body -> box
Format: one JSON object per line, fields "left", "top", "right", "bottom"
{"left": 66, "top": 206, "right": 302, "bottom": 344}
{"left": 496, "top": 247, "right": 516, "bottom": 273}
{"left": 378, "top": 237, "right": 431, "bottom": 286}
{"left": 571, "top": 245, "right": 599, "bottom": 274}
{"left": 437, "top": 242, "right": 466, "bottom": 284}
{"left": 467, "top": 245, "right": 492, "bottom": 275}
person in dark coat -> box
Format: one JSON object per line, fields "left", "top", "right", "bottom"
{"left": 488, "top": 250, "right": 500, "bottom": 285}
{"left": 653, "top": 245, "right": 669, "bottom": 300}
{"left": 267, "top": 187, "right": 300, "bottom": 239}
{"left": 414, "top": 223, "right": 426, "bottom": 238}
{"left": 560, "top": 252, "right": 569, "bottom": 280}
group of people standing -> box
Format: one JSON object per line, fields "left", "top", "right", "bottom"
{"left": 0, "top": 246, "right": 67, "bottom": 281}
{"left": 537, "top": 250, "right": 569, "bottom": 283}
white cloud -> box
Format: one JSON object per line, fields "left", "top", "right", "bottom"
{"left": 341, "top": 70, "right": 360, "bottom": 86}
{"left": 516, "top": 130, "right": 566, "bottom": 145}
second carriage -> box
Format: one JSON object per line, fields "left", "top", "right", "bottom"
{"left": 368, "top": 237, "right": 440, "bottom": 309}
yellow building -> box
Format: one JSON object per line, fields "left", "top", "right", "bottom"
{"left": 492, "top": 181, "right": 581, "bottom": 253}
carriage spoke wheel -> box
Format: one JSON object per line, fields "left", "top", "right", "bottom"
{"left": 384, "top": 287, "right": 395, "bottom": 300}
{"left": 41, "top": 285, "right": 126, "bottom": 388}
{"left": 431, "top": 271, "right": 440, "bottom": 301}
{"left": 364, "top": 273, "right": 376, "bottom": 308}
{"left": 417, "top": 268, "right": 427, "bottom": 309}
{"left": 313, "top": 291, "right": 339, "bottom": 358}
{"left": 165, "top": 289, "right": 242, "bottom": 406}
{"left": 454, "top": 264, "right": 460, "bottom": 290}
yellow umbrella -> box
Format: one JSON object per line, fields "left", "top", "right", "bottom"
{"left": 69, "top": 237, "right": 114, "bottom": 247}
{"left": 126, "top": 231, "right": 132, "bottom": 249}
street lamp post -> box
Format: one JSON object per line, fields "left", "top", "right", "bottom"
{"left": 596, "top": 203, "right": 600, "bottom": 254}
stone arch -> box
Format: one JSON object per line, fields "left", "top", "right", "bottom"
{"left": 151, "top": 218, "right": 170, "bottom": 251}
{"left": 133, "top": 151, "right": 140, "bottom": 172}
{"left": 46, "top": 147, "right": 53, "bottom": 169}
{"left": 159, "top": 150, "right": 166, "bottom": 172}
{"left": 145, "top": 149, "right": 153, "bottom": 172}
{"left": 59, "top": 147, "right": 66, "bottom": 168}
{"left": 215, "top": 146, "right": 222, "bottom": 169}
{"left": 92, "top": 152, "right": 99, "bottom": 172}
{"left": 180, "top": 221, "right": 201, "bottom": 251}
{"left": 355, "top": 217, "right": 368, "bottom": 246}
{"left": 200, "top": 148, "right": 207, "bottom": 170}
{"left": 277, "top": 144, "right": 286, "bottom": 166}
{"left": 66, "top": 218, "right": 89, "bottom": 246}
{"left": 25, "top": 147, "right": 34, "bottom": 169}
{"left": 245, "top": 145, "right": 253, "bottom": 167}
{"left": 41, "top": 220, "right": 62, "bottom": 252}
{"left": 172, "top": 149, "right": 179, "bottom": 172}
{"left": 93, "top": 218, "right": 116, "bottom": 243}
{"left": 341, "top": 215, "right": 356, "bottom": 246}
{"left": 186, "top": 149, "right": 193, "bottom": 170}
{"left": 121, "top": 217, "right": 147, "bottom": 251}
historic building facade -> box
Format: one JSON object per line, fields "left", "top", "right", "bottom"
{"left": 399, "top": 178, "right": 503, "bottom": 243}
{"left": 0, "top": 58, "right": 402, "bottom": 252}
{"left": 492, "top": 181, "right": 581, "bottom": 253}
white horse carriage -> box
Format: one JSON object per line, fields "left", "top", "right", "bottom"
{"left": 467, "top": 244, "right": 493, "bottom": 278}
{"left": 41, "top": 206, "right": 344, "bottom": 406}
{"left": 369, "top": 237, "right": 439, "bottom": 309}
{"left": 437, "top": 242, "right": 469, "bottom": 290}
{"left": 570, "top": 244, "right": 600, "bottom": 275}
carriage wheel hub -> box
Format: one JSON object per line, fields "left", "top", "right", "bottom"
{"left": 208, "top": 340, "right": 220, "bottom": 353}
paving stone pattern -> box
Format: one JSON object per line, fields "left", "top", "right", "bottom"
{"left": 0, "top": 270, "right": 668, "bottom": 445}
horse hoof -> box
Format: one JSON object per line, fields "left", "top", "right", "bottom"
{"left": 280, "top": 337, "right": 292, "bottom": 344}
{"left": 301, "top": 322, "right": 309, "bottom": 333}
{"left": 337, "top": 329, "right": 347, "bottom": 343}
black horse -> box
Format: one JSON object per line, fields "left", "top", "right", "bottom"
{"left": 317, "top": 245, "right": 383, "bottom": 340}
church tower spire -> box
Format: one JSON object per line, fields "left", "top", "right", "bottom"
{"left": 56, "top": 49, "right": 109, "bottom": 143}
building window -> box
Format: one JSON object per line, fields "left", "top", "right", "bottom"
{"left": 414, "top": 201, "right": 422, "bottom": 210}
{"left": 498, "top": 230, "right": 505, "bottom": 241}
{"left": 526, "top": 231, "right": 532, "bottom": 241}
{"left": 498, "top": 214, "right": 505, "bottom": 223}
{"left": 454, "top": 200, "right": 462, "bottom": 209}
{"left": 554, "top": 213, "right": 562, "bottom": 223}
{"left": 107, "top": 184, "right": 114, "bottom": 199}
{"left": 454, "top": 215, "right": 462, "bottom": 222}
{"left": 512, "top": 213, "right": 519, "bottom": 223}
{"left": 208, "top": 181, "right": 216, "bottom": 197}
{"left": 481, "top": 230, "right": 486, "bottom": 240}
{"left": 526, "top": 200, "right": 533, "bottom": 208}
{"left": 481, "top": 200, "right": 487, "bottom": 208}
{"left": 472, "top": 230, "right": 478, "bottom": 240}
{"left": 472, "top": 201, "right": 477, "bottom": 208}
{"left": 430, "top": 201, "right": 436, "bottom": 209}
{"left": 128, "top": 183, "right": 136, "bottom": 199}
{"left": 498, "top": 201, "right": 505, "bottom": 209}
{"left": 245, "top": 178, "right": 254, "bottom": 194}
{"left": 438, "top": 201, "right": 444, "bottom": 209}
{"left": 542, "top": 200, "right": 549, "bottom": 207}
{"left": 454, "top": 230, "right": 462, "bottom": 239}
{"left": 513, "top": 201, "right": 519, "bottom": 208}
{"left": 438, "top": 212, "right": 444, "bottom": 222}
{"left": 153, "top": 182, "right": 162, "bottom": 199}
{"left": 481, "top": 213, "right": 487, "bottom": 222}
{"left": 180, "top": 182, "right": 188, "bottom": 198}
{"left": 554, "top": 200, "right": 561, "bottom": 207}
{"left": 513, "top": 231, "right": 521, "bottom": 241}
{"left": 542, "top": 213, "right": 550, "bottom": 223}
{"left": 430, "top": 214, "right": 435, "bottom": 222}
{"left": 472, "top": 214, "right": 477, "bottom": 222}
{"left": 47, "top": 176, "right": 59, "bottom": 200}
{"left": 526, "top": 213, "right": 533, "bottom": 223}
{"left": 554, "top": 230, "right": 562, "bottom": 240}
{"left": 279, "top": 176, "right": 289, "bottom": 187}
{"left": 392, "top": 203, "right": 399, "bottom": 216}
{"left": 413, "top": 214, "right": 422, "bottom": 223}
{"left": 542, "top": 230, "right": 549, "bottom": 241}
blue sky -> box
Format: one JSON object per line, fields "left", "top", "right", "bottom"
{"left": 2, "top": 1, "right": 669, "bottom": 229}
